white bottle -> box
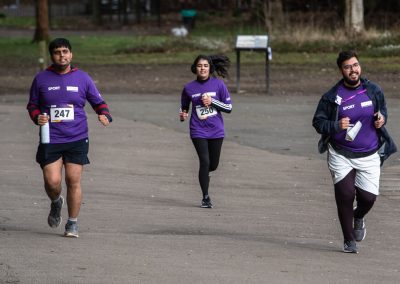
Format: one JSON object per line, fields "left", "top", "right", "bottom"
{"left": 40, "top": 113, "right": 50, "bottom": 144}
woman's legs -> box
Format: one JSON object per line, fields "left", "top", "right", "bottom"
{"left": 208, "top": 138, "right": 223, "bottom": 172}
{"left": 191, "top": 138, "right": 223, "bottom": 198}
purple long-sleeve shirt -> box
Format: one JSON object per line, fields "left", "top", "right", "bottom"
{"left": 27, "top": 67, "right": 107, "bottom": 144}
{"left": 181, "top": 77, "right": 232, "bottom": 139}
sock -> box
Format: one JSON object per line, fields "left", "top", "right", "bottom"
{"left": 68, "top": 218, "right": 78, "bottom": 223}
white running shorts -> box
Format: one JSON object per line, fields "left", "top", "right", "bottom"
{"left": 327, "top": 144, "right": 380, "bottom": 195}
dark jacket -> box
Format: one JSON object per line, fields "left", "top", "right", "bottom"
{"left": 312, "top": 77, "right": 396, "bottom": 165}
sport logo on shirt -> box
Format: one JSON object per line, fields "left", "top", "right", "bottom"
{"left": 343, "top": 104, "right": 355, "bottom": 111}
{"left": 66, "top": 86, "right": 79, "bottom": 92}
{"left": 48, "top": 86, "right": 60, "bottom": 91}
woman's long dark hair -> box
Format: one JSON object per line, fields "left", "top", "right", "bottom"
{"left": 192, "top": 54, "right": 230, "bottom": 78}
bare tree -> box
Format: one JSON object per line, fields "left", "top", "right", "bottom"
{"left": 345, "top": 0, "right": 365, "bottom": 35}
{"left": 33, "top": 0, "right": 50, "bottom": 43}
{"left": 33, "top": 0, "right": 50, "bottom": 70}
{"left": 256, "top": 0, "right": 284, "bottom": 34}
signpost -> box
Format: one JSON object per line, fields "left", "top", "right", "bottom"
{"left": 235, "top": 35, "right": 272, "bottom": 93}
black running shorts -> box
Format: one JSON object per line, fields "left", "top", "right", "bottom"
{"left": 36, "top": 138, "right": 90, "bottom": 169}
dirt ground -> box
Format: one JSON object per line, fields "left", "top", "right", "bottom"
{"left": 1, "top": 62, "right": 399, "bottom": 98}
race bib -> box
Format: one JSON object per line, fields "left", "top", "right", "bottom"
{"left": 50, "top": 105, "right": 74, "bottom": 122}
{"left": 196, "top": 105, "right": 217, "bottom": 120}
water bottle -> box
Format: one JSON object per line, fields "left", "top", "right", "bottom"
{"left": 40, "top": 113, "right": 50, "bottom": 144}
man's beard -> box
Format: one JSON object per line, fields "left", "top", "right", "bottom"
{"left": 344, "top": 73, "right": 360, "bottom": 86}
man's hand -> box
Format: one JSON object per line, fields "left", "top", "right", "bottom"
{"left": 374, "top": 112, "right": 385, "bottom": 129}
{"left": 339, "top": 117, "right": 351, "bottom": 130}
{"left": 98, "top": 115, "right": 110, "bottom": 126}
{"left": 37, "top": 114, "right": 49, "bottom": 126}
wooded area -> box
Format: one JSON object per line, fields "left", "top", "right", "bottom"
{"left": 1, "top": 0, "right": 399, "bottom": 42}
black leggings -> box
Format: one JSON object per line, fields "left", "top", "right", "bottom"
{"left": 334, "top": 169, "right": 377, "bottom": 241}
{"left": 191, "top": 138, "right": 224, "bottom": 197}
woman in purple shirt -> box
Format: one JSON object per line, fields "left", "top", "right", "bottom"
{"left": 179, "top": 55, "right": 232, "bottom": 208}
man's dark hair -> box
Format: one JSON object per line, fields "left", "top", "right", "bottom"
{"left": 48, "top": 38, "right": 72, "bottom": 55}
{"left": 336, "top": 50, "right": 358, "bottom": 68}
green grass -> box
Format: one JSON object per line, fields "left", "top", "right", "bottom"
{"left": 0, "top": 15, "right": 35, "bottom": 28}
{"left": 0, "top": 38, "right": 37, "bottom": 65}
{"left": 1, "top": 25, "right": 400, "bottom": 71}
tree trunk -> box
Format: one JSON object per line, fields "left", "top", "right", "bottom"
{"left": 135, "top": 0, "right": 141, "bottom": 24}
{"left": 92, "top": 0, "right": 102, "bottom": 26}
{"left": 259, "top": 0, "right": 284, "bottom": 34}
{"left": 345, "top": 0, "right": 364, "bottom": 35}
{"left": 33, "top": 0, "right": 50, "bottom": 43}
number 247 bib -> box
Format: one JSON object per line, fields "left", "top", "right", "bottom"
{"left": 50, "top": 105, "right": 74, "bottom": 122}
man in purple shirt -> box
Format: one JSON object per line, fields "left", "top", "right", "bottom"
{"left": 313, "top": 50, "right": 396, "bottom": 253}
{"left": 27, "top": 38, "right": 112, "bottom": 238}
{"left": 180, "top": 55, "right": 232, "bottom": 208}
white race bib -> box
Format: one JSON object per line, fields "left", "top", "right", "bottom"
{"left": 196, "top": 105, "right": 217, "bottom": 120}
{"left": 50, "top": 106, "right": 74, "bottom": 122}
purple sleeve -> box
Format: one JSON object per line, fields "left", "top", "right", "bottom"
{"left": 85, "top": 74, "right": 104, "bottom": 106}
{"left": 85, "top": 73, "right": 113, "bottom": 123}
{"left": 218, "top": 81, "right": 232, "bottom": 104}
{"left": 210, "top": 80, "right": 232, "bottom": 113}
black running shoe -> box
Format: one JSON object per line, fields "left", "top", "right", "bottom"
{"left": 201, "top": 197, "right": 213, "bottom": 208}
{"left": 343, "top": 240, "right": 358, "bottom": 253}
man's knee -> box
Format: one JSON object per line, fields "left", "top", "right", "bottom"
{"left": 44, "top": 175, "right": 62, "bottom": 190}
{"left": 65, "top": 175, "right": 81, "bottom": 188}
{"left": 65, "top": 164, "right": 83, "bottom": 186}
{"left": 356, "top": 186, "right": 377, "bottom": 204}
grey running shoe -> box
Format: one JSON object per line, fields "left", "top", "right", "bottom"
{"left": 64, "top": 221, "right": 79, "bottom": 238}
{"left": 343, "top": 240, "right": 358, "bottom": 253}
{"left": 201, "top": 197, "right": 213, "bottom": 208}
{"left": 47, "top": 196, "right": 64, "bottom": 228}
{"left": 354, "top": 218, "right": 366, "bottom": 242}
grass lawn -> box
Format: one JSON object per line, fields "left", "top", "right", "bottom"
{"left": 1, "top": 14, "right": 400, "bottom": 71}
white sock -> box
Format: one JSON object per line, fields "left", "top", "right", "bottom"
{"left": 68, "top": 218, "right": 78, "bottom": 223}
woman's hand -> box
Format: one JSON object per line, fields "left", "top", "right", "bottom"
{"left": 179, "top": 109, "right": 188, "bottom": 121}
{"left": 201, "top": 94, "right": 212, "bottom": 107}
